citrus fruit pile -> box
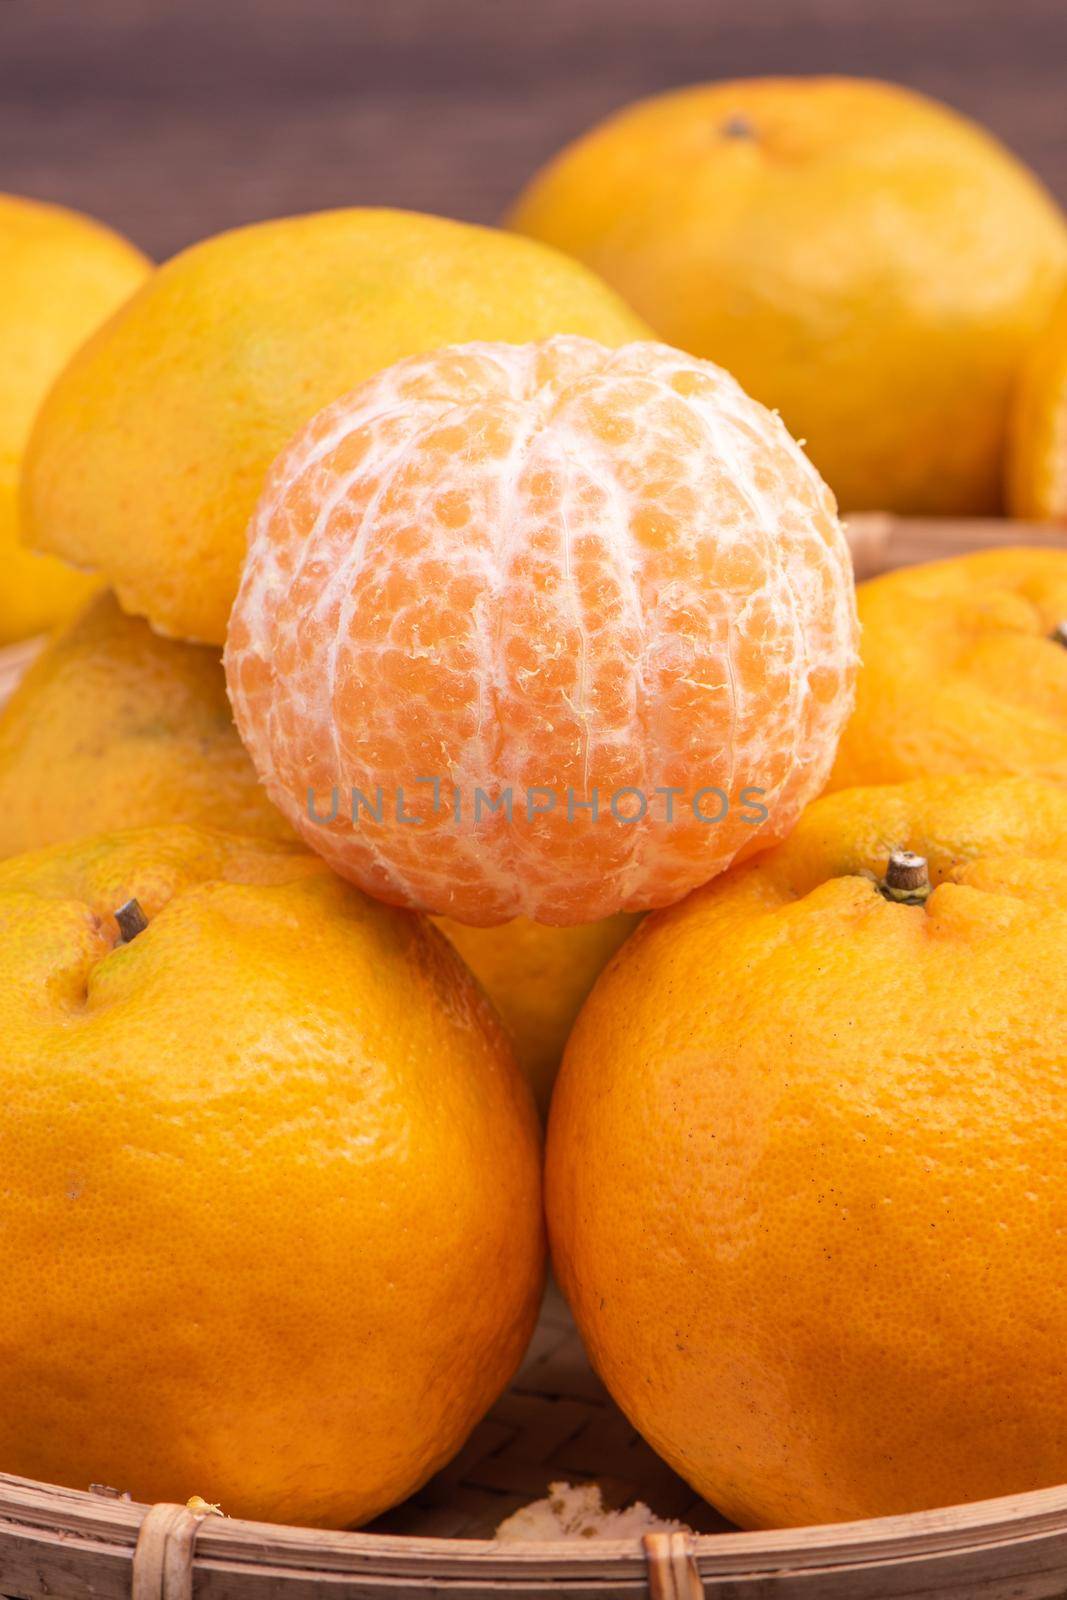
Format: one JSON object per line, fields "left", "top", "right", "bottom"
{"left": 0, "top": 70, "right": 1066, "bottom": 1537}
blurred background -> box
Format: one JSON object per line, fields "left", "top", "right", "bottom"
{"left": 2, "top": 0, "right": 1065, "bottom": 260}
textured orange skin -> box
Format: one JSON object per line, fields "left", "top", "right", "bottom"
{"left": 435, "top": 913, "right": 638, "bottom": 1114}
{"left": 0, "top": 826, "right": 544, "bottom": 1526}
{"left": 23, "top": 208, "right": 648, "bottom": 645}
{"left": 509, "top": 78, "right": 1067, "bottom": 515}
{"left": 0, "top": 592, "right": 293, "bottom": 854}
{"left": 548, "top": 777, "right": 1067, "bottom": 1528}
{"left": 0, "top": 193, "right": 149, "bottom": 642}
{"left": 1008, "top": 283, "right": 1067, "bottom": 519}
{"left": 828, "top": 549, "right": 1067, "bottom": 790}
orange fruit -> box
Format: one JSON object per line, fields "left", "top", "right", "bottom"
{"left": 0, "top": 825, "right": 543, "bottom": 1526}
{"left": 0, "top": 193, "right": 149, "bottom": 642}
{"left": 0, "top": 591, "right": 293, "bottom": 855}
{"left": 226, "top": 335, "right": 858, "bottom": 926}
{"left": 828, "top": 548, "right": 1067, "bottom": 790}
{"left": 548, "top": 776, "right": 1067, "bottom": 1527}
{"left": 0, "top": 593, "right": 627, "bottom": 1108}
{"left": 436, "top": 914, "right": 638, "bottom": 1113}
{"left": 509, "top": 77, "right": 1067, "bottom": 515}
{"left": 1008, "top": 282, "right": 1067, "bottom": 519}
{"left": 23, "top": 208, "right": 648, "bottom": 645}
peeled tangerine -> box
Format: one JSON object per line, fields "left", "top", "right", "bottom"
{"left": 548, "top": 776, "right": 1067, "bottom": 1527}
{"left": 0, "top": 826, "right": 543, "bottom": 1526}
{"left": 226, "top": 336, "right": 858, "bottom": 926}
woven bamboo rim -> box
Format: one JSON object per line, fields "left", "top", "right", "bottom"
{"left": 0, "top": 513, "right": 1065, "bottom": 1599}
{"left": 5, "top": 1472, "right": 1067, "bottom": 1597}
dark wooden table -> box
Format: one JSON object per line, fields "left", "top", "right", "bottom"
{"left": 0, "top": 0, "right": 1064, "bottom": 263}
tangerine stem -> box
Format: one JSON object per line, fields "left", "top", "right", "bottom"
{"left": 1052, "top": 621, "right": 1067, "bottom": 647}
{"left": 880, "top": 850, "right": 931, "bottom": 905}
{"left": 114, "top": 898, "right": 148, "bottom": 943}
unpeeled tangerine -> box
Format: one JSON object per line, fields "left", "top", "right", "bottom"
{"left": 225, "top": 336, "right": 859, "bottom": 925}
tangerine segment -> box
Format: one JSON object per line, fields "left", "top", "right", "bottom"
{"left": 226, "top": 337, "right": 858, "bottom": 925}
